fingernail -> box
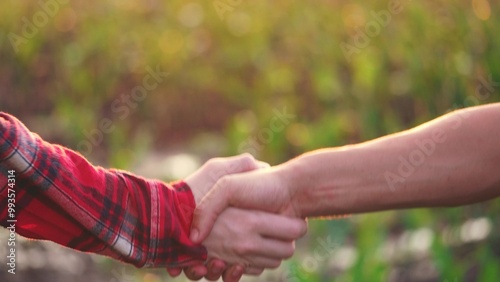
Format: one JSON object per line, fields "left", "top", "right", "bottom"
{"left": 232, "top": 266, "right": 243, "bottom": 278}
{"left": 190, "top": 228, "right": 199, "bottom": 243}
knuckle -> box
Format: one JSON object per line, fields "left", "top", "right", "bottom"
{"left": 246, "top": 267, "right": 264, "bottom": 275}
{"left": 253, "top": 268, "right": 264, "bottom": 275}
{"left": 283, "top": 244, "right": 295, "bottom": 259}
{"left": 288, "top": 221, "right": 307, "bottom": 239}
{"left": 269, "top": 260, "right": 282, "bottom": 269}
{"left": 239, "top": 153, "right": 256, "bottom": 169}
{"left": 205, "top": 158, "right": 221, "bottom": 170}
{"left": 240, "top": 152, "right": 254, "bottom": 160}
{"left": 244, "top": 213, "right": 259, "bottom": 227}
{"left": 295, "top": 221, "right": 308, "bottom": 238}
{"left": 216, "top": 175, "right": 231, "bottom": 189}
{"left": 234, "top": 242, "right": 253, "bottom": 256}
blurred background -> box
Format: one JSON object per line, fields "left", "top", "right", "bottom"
{"left": 1, "top": 0, "right": 499, "bottom": 281}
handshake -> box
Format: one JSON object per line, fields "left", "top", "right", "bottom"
{"left": 167, "top": 153, "right": 311, "bottom": 281}
{"left": 1, "top": 104, "right": 497, "bottom": 281}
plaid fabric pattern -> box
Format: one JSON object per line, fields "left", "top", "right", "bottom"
{"left": 0, "top": 112, "right": 207, "bottom": 267}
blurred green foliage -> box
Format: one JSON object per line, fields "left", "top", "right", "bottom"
{"left": 1, "top": 0, "right": 499, "bottom": 281}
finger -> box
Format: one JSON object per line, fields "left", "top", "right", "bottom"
{"left": 257, "top": 161, "right": 271, "bottom": 168}
{"left": 244, "top": 266, "right": 264, "bottom": 275}
{"left": 245, "top": 256, "right": 282, "bottom": 269}
{"left": 191, "top": 180, "right": 231, "bottom": 243}
{"left": 204, "top": 258, "right": 226, "bottom": 281}
{"left": 184, "top": 264, "right": 208, "bottom": 281}
{"left": 256, "top": 213, "right": 308, "bottom": 240}
{"left": 247, "top": 237, "right": 296, "bottom": 259}
{"left": 166, "top": 267, "right": 182, "bottom": 277}
{"left": 221, "top": 153, "right": 260, "bottom": 174}
{"left": 222, "top": 265, "right": 244, "bottom": 282}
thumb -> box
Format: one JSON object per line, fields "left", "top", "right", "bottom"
{"left": 257, "top": 161, "right": 271, "bottom": 169}
{"left": 221, "top": 153, "right": 265, "bottom": 174}
{"left": 190, "top": 178, "right": 232, "bottom": 243}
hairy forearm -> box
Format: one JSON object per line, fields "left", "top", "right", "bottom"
{"left": 280, "top": 103, "right": 500, "bottom": 217}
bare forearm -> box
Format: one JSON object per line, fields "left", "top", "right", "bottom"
{"left": 280, "top": 103, "right": 500, "bottom": 217}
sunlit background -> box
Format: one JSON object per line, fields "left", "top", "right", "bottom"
{"left": 1, "top": 0, "right": 499, "bottom": 281}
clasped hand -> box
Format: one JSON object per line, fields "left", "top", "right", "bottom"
{"left": 167, "top": 154, "right": 306, "bottom": 281}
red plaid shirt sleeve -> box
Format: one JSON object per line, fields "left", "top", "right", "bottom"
{"left": 0, "top": 112, "right": 207, "bottom": 267}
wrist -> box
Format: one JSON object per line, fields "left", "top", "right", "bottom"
{"left": 184, "top": 177, "right": 208, "bottom": 205}
{"left": 278, "top": 148, "right": 359, "bottom": 218}
{"left": 275, "top": 156, "right": 313, "bottom": 218}
{"left": 191, "top": 187, "right": 204, "bottom": 205}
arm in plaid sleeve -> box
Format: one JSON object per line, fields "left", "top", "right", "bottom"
{"left": 0, "top": 112, "right": 207, "bottom": 267}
